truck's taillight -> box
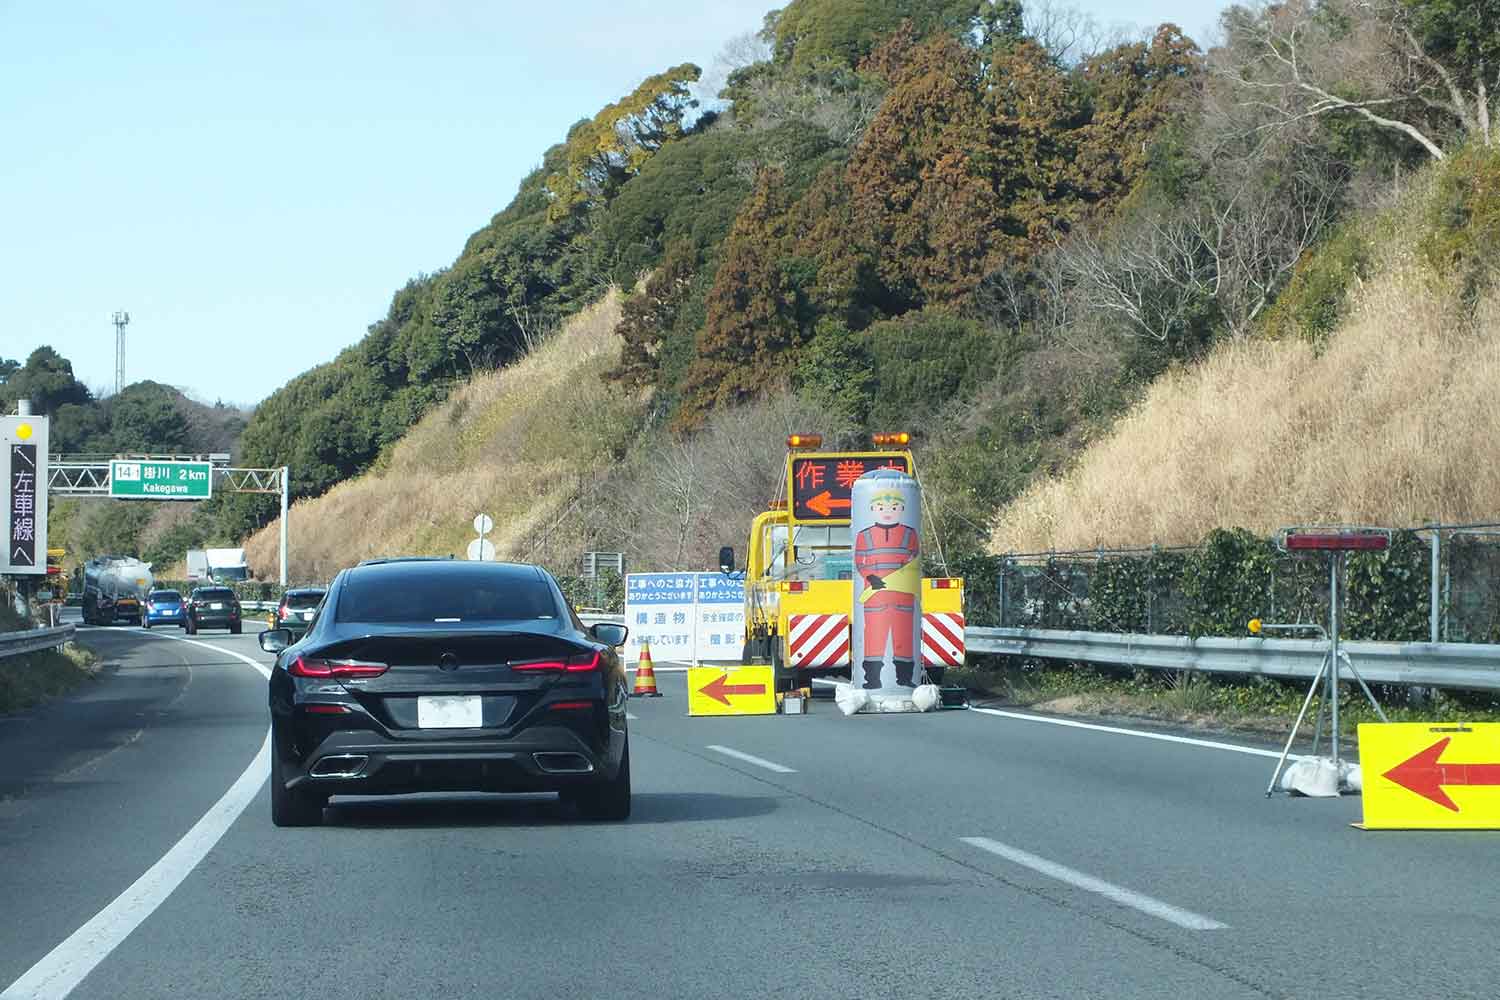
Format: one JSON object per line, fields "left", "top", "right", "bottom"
{"left": 930, "top": 579, "right": 959, "bottom": 589}
{"left": 289, "top": 656, "right": 388, "bottom": 679}
{"left": 782, "top": 581, "right": 808, "bottom": 593}
{"left": 512, "top": 651, "right": 601, "bottom": 673}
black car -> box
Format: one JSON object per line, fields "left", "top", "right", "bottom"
{"left": 186, "top": 586, "right": 242, "bottom": 634}
{"left": 271, "top": 587, "right": 326, "bottom": 639}
{"left": 259, "top": 558, "right": 631, "bottom": 827}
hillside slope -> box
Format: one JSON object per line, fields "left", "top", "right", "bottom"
{"left": 244, "top": 292, "right": 640, "bottom": 583}
{"left": 990, "top": 176, "right": 1500, "bottom": 552}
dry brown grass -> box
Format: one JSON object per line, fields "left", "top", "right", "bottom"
{"left": 991, "top": 247, "right": 1500, "bottom": 552}
{"left": 244, "top": 290, "right": 643, "bottom": 582}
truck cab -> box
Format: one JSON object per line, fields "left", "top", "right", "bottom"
{"left": 733, "top": 435, "right": 966, "bottom": 688}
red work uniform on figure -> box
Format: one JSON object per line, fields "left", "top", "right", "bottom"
{"left": 854, "top": 522, "right": 919, "bottom": 688}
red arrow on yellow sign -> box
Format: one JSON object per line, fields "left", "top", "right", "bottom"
{"left": 1383, "top": 737, "right": 1500, "bottom": 812}
{"left": 698, "top": 672, "right": 768, "bottom": 706}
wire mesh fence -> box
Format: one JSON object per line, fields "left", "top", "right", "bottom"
{"left": 968, "top": 523, "right": 1500, "bottom": 643}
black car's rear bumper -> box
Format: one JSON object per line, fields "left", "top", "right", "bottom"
{"left": 283, "top": 724, "right": 623, "bottom": 796}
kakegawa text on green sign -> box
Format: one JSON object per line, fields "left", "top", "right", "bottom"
{"left": 109, "top": 460, "right": 213, "bottom": 500}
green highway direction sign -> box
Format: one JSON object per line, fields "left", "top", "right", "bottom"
{"left": 109, "top": 460, "right": 213, "bottom": 500}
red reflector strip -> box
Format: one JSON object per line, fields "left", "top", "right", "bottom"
{"left": 1285, "top": 533, "right": 1390, "bottom": 551}
{"left": 548, "top": 700, "right": 594, "bottom": 711}
{"left": 304, "top": 704, "right": 350, "bottom": 715}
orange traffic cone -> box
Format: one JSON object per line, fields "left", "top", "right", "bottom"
{"left": 631, "top": 641, "right": 662, "bottom": 697}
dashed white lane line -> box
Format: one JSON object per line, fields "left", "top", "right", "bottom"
{"left": 966, "top": 706, "right": 1293, "bottom": 761}
{"left": 706, "top": 745, "right": 797, "bottom": 774}
{"left": 1, "top": 633, "right": 271, "bottom": 1000}
{"left": 960, "top": 836, "right": 1228, "bottom": 932}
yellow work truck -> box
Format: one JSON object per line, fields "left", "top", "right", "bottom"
{"left": 720, "top": 434, "right": 966, "bottom": 689}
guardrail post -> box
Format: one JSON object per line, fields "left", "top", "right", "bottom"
{"left": 1429, "top": 525, "right": 1441, "bottom": 644}
{"left": 997, "top": 557, "right": 1009, "bottom": 628}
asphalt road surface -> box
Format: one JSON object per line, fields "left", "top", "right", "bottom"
{"left": 2, "top": 627, "right": 1497, "bottom": 999}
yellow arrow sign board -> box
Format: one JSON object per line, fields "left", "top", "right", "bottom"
{"left": 687, "top": 666, "right": 777, "bottom": 717}
{"left": 1357, "top": 722, "right": 1500, "bottom": 830}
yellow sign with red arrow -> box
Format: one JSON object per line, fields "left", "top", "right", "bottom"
{"left": 1357, "top": 722, "right": 1500, "bottom": 830}
{"left": 687, "top": 666, "right": 777, "bottom": 717}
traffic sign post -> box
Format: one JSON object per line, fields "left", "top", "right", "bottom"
{"left": 1260, "top": 528, "right": 1393, "bottom": 797}
{"left": 109, "top": 459, "right": 212, "bottom": 500}
{"left": 3, "top": 414, "right": 49, "bottom": 576}
{"left": 467, "top": 513, "right": 495, "bottom": 561}
{"left": 1357, "top": 723, "right": 1500, "bottom": 829}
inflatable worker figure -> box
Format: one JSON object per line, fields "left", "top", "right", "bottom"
{"left": 855, "top": 487, "right": 920, "bottom": 689}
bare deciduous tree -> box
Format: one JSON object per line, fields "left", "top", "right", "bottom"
{"left": 1213, "top": 0, "right": 1500, "bottom": 161}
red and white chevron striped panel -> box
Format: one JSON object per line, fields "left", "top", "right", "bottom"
{"left": 787, "top": 613, "right": 851, "bottom": 668}
{"left": 923, "top": 612, "right": 966, "bottom": 667}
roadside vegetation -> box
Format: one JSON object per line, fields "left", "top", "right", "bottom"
{"left": 952, "top": 657, "right": 1500, "bottom": 742}
{"left": 0, "top": 642, "right": 100, "bottom": 715}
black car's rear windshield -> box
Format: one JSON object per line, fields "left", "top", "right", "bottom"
{"left": 285, "top": 592, "right": 323, "bottom": 610}
{"left": 195, "top": 588, "right": 235, "bottom": 601}
{"left": 335, "top": 566, "right": 560, "bottom": 624}
{"left": 151, "top": 591, "right": 182, "bottom": 602}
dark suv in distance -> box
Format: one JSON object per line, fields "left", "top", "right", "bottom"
{"left": 271, "top": 587, "right": 325, "bottom": 640}
{"left": 186, "top": 586, "right": 242, "bottom": 634}
{"left": 259, "top": 558, "right": 630, "bottom": 827}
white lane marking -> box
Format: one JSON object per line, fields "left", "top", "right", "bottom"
{"left": 1, "top": 634, "right": 271, "bottom": 1000}
{"left": 960, "top": 836, "right": 1228, "bottom": 932}
{"left": 967, "top": 706, "right": 1295, "bottom": 761}
{"left": 706, "top": 745, "right": 797, "bottom": 774}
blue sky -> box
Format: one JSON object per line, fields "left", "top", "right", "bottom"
{"left": 2, "top": 1, "right": 1227, "bottom": 407}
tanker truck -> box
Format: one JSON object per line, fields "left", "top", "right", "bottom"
{"left": 81, "top": 556, "right": 155, "bottom": 625}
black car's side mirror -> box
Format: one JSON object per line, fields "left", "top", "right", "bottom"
{"left": 259, "top": 628, "right": 293, "bottom": 654}
{"left": 718, "top": 545, "right": 735, "bottom": 574}
{"left": 589, "top": 622, "right": 629, "bottom": 647}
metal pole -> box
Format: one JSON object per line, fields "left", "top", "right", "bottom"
{"left": 1430, "top": 526, "right": 1441, "bottom": 644}
{"left": 1329, "top": 553, "right": 1341, "bottom": 769}
{"left": 998, "top": 558, "right": 1009, "bottom": 627}
{"left": 278, "top": 466, "right": 289, "bottom": 587}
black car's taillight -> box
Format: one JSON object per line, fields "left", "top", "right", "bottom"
{"left": 289, "top": 656, "right": 388, "bottom": 679}
{"left": 511, "top": 650, "right": 600, "bottom": 673}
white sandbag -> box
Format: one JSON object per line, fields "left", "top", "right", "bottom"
{"left": 912, "top": 684, "right": 941, "bottom": 712}
{"left": 1279, "top": 757, "right": 1341, "bottom": 797}
{"left": 1343, "top": 763, "right": 1362, "bottom": 793}
{"left": 834, "top": 683, "right": 870, "bottom": 717}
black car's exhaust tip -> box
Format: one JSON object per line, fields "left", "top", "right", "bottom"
{"left": 310, "top": 754, "right": 369, "bottom": 778}
{"left": 533, "top": 752, "right": 594, "bottom": 774}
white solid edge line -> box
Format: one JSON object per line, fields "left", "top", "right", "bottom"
{"left": 967, "top": 706, "right": 1297, "bottom": 761}
{"left": 706, "top": 744, "right": 797, "bottom": 774}
{"left": 1, "top": 633, "right": 272, "bottom": 1000}
{"left": 960, "top": 837, "right": 1227, "bottom": 932}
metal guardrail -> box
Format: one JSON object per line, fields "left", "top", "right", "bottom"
{"left": 967, "top": 626, "right": 1500, "bottom": 692}
{"left": 0, "top": 625, "right": 76, "bottom": 660}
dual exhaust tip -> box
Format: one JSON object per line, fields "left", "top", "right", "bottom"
{"left": 309, "top": 752, "right": 594, "bottom": 778}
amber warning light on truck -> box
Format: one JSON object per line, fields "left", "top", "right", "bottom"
{"left": 790, "top": 454, "right": 911, "bottom": 521}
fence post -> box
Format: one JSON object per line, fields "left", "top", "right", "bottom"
{"left": 997, "top": 557, "right": 1009, "bottom": 628}
{"left": 1429, "top": 525, "right": 1441, "bottom": 644}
